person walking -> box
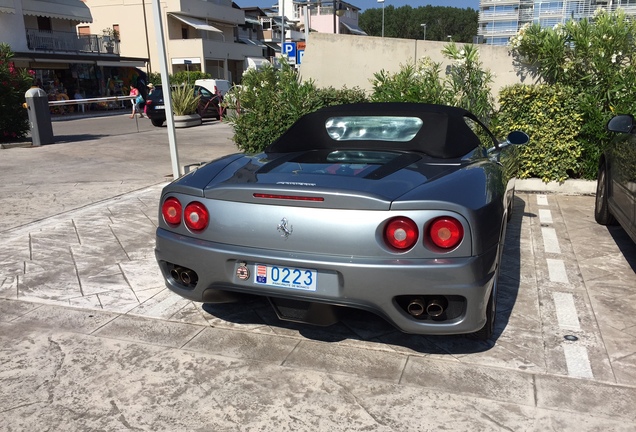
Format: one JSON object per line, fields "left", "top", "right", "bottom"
{"left": 129, "top": 84, "right": 144, "bottom": 118}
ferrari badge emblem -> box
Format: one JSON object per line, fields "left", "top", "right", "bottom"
{"left": 277, "top": 217, "right": 293, "bottom": 239}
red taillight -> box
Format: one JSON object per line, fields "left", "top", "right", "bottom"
{"left": 428, "top": 217, "right": 464, "bottom": 249}
{"left": 384, "top": 217, "right": 419, "bottom": 251}
{"left": 162, "top": 197, "right": 182, "bottom": 225}
{"left": 184, "top": 201, "right": 209, "bottom": 231}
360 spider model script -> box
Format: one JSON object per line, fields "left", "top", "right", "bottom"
{"left": 155, "top": 103, "right": 529, "bottom": 340}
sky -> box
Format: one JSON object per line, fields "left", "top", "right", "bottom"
{"left": 236, "top": 0, "right": 480, "bottom": 12}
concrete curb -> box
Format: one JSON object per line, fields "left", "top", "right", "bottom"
{"left": 515, "top": 178, "right": 596, "bottom": 195}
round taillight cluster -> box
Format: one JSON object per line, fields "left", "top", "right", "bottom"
{"left": 428, "top": 217, "right": 464, "bottom": 249}
{"left": 383, "top": 215, "right": 464, "bottom": 252}
{"left": 384, "top": 217, "right": 419, "bottom": 251}
{"left": 161, "top": 197, "right": 209, "bottom": 232}
{"left": 184, "top": 202, "right": 209, "bottom": 231}
{"left": 161, "top": 197, "right": 182, "bottom": 225}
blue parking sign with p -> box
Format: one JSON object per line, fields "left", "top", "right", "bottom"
{"left": 282, "top": 42, "right": 296, "bottom": 59}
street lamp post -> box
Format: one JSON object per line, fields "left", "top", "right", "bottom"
{"left": 421, "top": 23, "right": 426, "bottom": 40}
{"left": 378, "top": 0, "right": 385, "bottom": 38}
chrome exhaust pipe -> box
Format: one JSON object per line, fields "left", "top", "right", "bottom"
{"left": 170, "top": 267, "right": 182, "bottom": 281}
{"left": 179, "top": 269, "right": 198, "bottom": 285}
{"left": 426, "top": 298, "right": 446, "bottom": 317}
{"left": 407, "top": 299, "right": 426, "bottom": 317}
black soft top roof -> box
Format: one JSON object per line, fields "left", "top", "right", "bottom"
{"left": 265, "top": 103, "right": 484, "bottom": 159}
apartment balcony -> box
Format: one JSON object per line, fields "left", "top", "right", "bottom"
{"left": 480, "top": 0, "right": 521, "bottom": 5}
{"left": 168, "top": 38, "right": 263, "bottom": 62}
{"left": 25, "top": 29, "right": 120, "bottom": 55}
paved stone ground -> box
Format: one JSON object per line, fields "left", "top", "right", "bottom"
{"left": 1, "top": 116, "right": 635, "bottom": 430}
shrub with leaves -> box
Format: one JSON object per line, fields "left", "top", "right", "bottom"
{"left": 370, "top": 58, "right": 446, "bottom": 104}
{"left": 223, "top": 63, "right": 324, "bottom": 153}
{"left": 493, "top": 84, "right": 583, "bottom": 183}
{"left": 315, "top": 86, "right": 368, "bottom": 107}
{"left": 171, "top": 70, "right": 211, "bottom": 85}
{"left": 370, "top": 45, "right": 495, "bottom": 124}
{"left": 442, "top": 43, "right": 495, "bottom": 125}
{"left": 509, "top": 9, "right": 636, "bottom": 179}
{"left": 0, "top": 43, "right": 35, "bottom": 143}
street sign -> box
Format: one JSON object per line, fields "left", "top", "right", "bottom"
{"left": 297, "top": 50, "right": 305, "bottom": 64}
{"left": 282, "top": 42, "right": 296, "bottom": 64}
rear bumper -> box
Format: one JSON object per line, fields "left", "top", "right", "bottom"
{"left": 155, "top": 228, "right": 498, "bottom": 335}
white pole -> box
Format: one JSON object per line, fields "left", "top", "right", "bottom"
{"left": 281, "top": 0, "right": 285, "bottom": 47}
{"left": 152, "top": 0, "right": 181, "bottom": 179}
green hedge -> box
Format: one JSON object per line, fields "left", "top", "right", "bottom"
{"left": 493, "top": 84, "right": 583, "bottom": 183}
{"left": 223, "top": 63, "right": 368, "bottom": 153}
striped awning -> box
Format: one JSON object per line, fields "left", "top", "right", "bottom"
{"left": 22, "top": 0, "right": 92, "bottom": 23}
{"left": 0, "top": 0, "right": 14, "bottom": 14}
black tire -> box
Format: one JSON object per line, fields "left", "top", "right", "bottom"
{"left": 151, "top": 118, "right": 164, "bottom": 127}
{"left": 594, "top": 162, "right": 617, "bottom": 225}
{"left": 473, "top": 276, "right": 497, "bottom": 341}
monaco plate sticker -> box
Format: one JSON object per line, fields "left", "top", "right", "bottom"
{"left": 254, "top": 264, "right": 317, "bottom": 291}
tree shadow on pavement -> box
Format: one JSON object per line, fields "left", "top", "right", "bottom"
{"left": 607, "top": 225, "right": 636, "bottom": 273}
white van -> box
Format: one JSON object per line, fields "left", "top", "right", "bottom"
{"left": 194, "top": 79, "right": 231, "bottom": 97}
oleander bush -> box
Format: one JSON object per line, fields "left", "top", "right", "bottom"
{"left": 509, "top": 9, "right": 636, "bottom": 179}
{"left": 0, "top": 44, "right": 35, "bottom": 143}
{"left": 223, "top": 63, "right": 368, "bottom": 153}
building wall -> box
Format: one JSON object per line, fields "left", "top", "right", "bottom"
{"left": 299, "top": 33, "right": 539, "bottom": 97}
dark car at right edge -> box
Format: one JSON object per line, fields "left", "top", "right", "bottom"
{"left": 595, "top": 114, "right": 636, "bottom": 243}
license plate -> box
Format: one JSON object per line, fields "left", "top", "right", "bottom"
{"left": 156, "top": 105, "right": 165, "bottom": 109}
{"left": 254, "top": 264, "right": 317, "bottom": 291}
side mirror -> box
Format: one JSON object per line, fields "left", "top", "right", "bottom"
{"left": 606, "top": 115, "right": 634, "bottom": 134}
{"left": 506, "top": 130, "right": 529, "bottom": 145}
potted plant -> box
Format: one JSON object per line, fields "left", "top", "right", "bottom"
{"left": 171, "top": 83, "right": 201, "bottom": 128}
{"left": 102, "top": 28, "right": 119, "bottom": 54}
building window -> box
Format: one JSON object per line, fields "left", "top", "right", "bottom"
{"left": 182, "top": 27, "right": 189, "bottom": 39}
{"left": 78, "top": 26, "right": 90, "bottom": 36}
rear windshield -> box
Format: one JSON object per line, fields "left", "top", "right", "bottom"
{"left": 325, "top": 116, "right": 423, "bottom": 142}
{"left": 265, "top": 150, "right": 403, "bottom": 178}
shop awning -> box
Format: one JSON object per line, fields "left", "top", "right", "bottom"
{"left": 341, "top": 21, "right": 367, "bottom": 36}
{"left": 168, "top": 13, "right": 223, "bottom": 33}
{"left": 264, "top": 42, "right": 281, "bottom": 52}
{"left": 0, "top": 0, "right": 14, "bottom": 14}
{"left": 239, "top": 37, "right": 266, "bottom": 48}
{"left": 246, "top": 56, "right": 270, "bottom": 70}
{"left": 96, "top": 60, "right": 147, "bottom": 68}
{"left": 22, "top": 0, "right": 92, "bottom": 23}
{"left": 244, "top": 17, "right": 260, "bottom": 25}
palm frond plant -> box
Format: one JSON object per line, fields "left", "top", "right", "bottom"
{"left": 171, "top": 83, "right": 200, "bottom": 116}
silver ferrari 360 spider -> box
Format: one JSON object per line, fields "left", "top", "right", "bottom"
{"left": 155, "top": 103, "right": 528, "bottom": 340}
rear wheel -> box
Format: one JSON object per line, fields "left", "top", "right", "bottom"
{"left": 151, "top": 118, "right": 164, "bottom": 127}
{"left": 594, "top": 162, "right": 617, "bottom": 225}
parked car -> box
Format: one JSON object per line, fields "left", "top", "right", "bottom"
{"left": 194, "top": 79, "right": 231, "bottom": 97}
{"left": 145, "top": 84, "right": 224, "bottom": 127}
{"left": 154, "top": 103, "right": 528, "bottom": 340}
{"left": 594, "top": 114, "right": 636, "bottom": 243}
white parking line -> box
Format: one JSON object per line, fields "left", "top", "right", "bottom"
{"left": 563, "top": 344, "right": 594, "bottom": 379}
{"left": 537, "top": 195, "right": 549, "bottom": 206}
{"left": 553, "top": 292, "right": 581, "bottom": 331}
{"left": 542, "top": 227, "right": 562, "bottom": 254}
{"left": 546, "top": 258, "right": 569, "bottom": 283}
{"left": 539, "top": 209, "right": 553, "bottom": 224}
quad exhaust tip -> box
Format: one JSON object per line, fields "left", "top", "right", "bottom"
{"left": 170, "top": 266, "right": 198, "bottom": 286}
{"left": 407, "top": 297, "right": 446, "bottom": 318}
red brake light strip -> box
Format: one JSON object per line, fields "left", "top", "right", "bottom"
{"left": 253, "top": 193, "right": 324, "bottom": 202}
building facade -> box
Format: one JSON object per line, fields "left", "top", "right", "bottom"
{"left": 0, "top": 0, "right": 147, "bottom": 104}
{"left": 82, "top": 0, "right": 272, "bottom": 85}
{"left": 478, "top": 0, "right": 636, "bottom": 45}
